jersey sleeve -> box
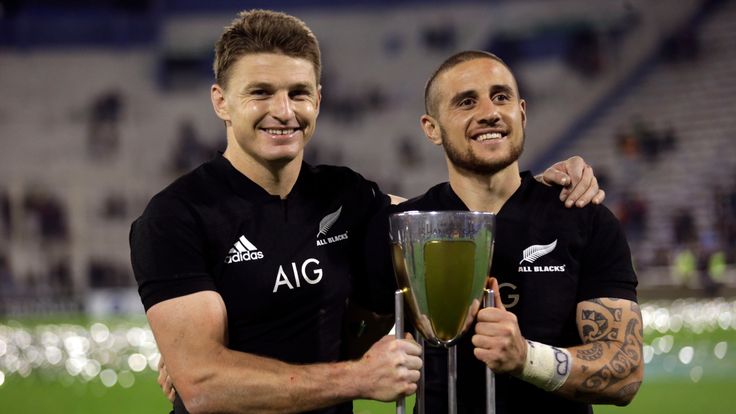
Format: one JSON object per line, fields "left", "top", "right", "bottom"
{"left": 129, "top": 195, "right": 216, "bottom": 311}
{"left": 349, "top": 179, "right": 397, "bottom": 315}
{"left": 577, "top": 205, "right": 638, "bottom": 302}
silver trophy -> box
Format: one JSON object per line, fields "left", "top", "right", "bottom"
{"left": 389, "top": 211, "right": 496, "bottom": 414}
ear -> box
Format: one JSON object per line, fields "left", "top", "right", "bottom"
{"left": 420, "top": 114, "right": 442, "bottom": 146}
{"left": 519, "top": 98, "right": 527, "bottom": 128}
{"left": 315, "top": 84, "right": 322, "bottom": 115}
{"left": 211, "top": 84, "right": 230, "bottom": 123}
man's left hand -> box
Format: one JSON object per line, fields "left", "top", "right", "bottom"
{"left": 537, "top": 156, "right": 605, "bottom": 208}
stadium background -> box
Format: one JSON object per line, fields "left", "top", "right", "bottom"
{"left": 0, "top": 0, "right": 735, "bottom": 412}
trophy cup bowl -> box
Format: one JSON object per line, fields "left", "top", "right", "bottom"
{"left": 389, "top": 210, "right": 496, "bottom": 414}
{"left": 389, "top": 210, "right": 495, "bottom": 346}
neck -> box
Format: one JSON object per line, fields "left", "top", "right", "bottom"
{"left": 446, "top": 160, "right": 521, "bottom": 213}
{"left": 223, "top": 146, "right": 302, "bottom": 199}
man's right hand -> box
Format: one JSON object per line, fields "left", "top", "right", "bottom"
{"left": 353, "top": 334, "right": 423, "bottom": 401}
{"left": 472, "top": 278, "right": 528, "bottom": 374}
{"left": 158, "top": 333, "right": 422, "bottom": 405}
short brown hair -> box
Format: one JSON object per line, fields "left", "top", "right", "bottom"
{"left": 424, "top": 50, "right": 512, "bottom": 117}
{"left": 213, "top": 9, "right": 321, "bottom": 88}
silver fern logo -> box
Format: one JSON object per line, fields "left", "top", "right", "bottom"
{"left": 519, "top": 240, "right": 557, "bottom": 264}
{"left": 318, "top": 206, "right": 342, "bottom": 236}
{"left": 316, "top": 206, "right": 349, "bottom": 247}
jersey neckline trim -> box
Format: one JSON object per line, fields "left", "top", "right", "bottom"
{"left": 439, "top": 171, "right": 536, "bottom": 219}
{"left": 208, "top": 153, "right": 313, "bottom": 202}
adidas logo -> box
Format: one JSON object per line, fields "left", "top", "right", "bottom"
{"left": 224, "top": 235, "right": 264, "bottom": 264}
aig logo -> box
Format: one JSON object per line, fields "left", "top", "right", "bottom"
{"left": 499, "top": 282, "right": 520, "bottom": 309}
{"left": 273, "top": 258, "right": 323, "bottom": 293}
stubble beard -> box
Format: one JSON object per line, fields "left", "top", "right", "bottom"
{"left": 440, "top": 125, "right": 525, "bottom": 175}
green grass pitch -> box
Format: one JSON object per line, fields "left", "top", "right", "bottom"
{"left": 1, "top": 299, "right": 735, "bottom": 413}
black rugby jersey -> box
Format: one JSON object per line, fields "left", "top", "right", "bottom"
{"left": 130, "top": 154, "right": 394, "bottom": 414}
{"left": 389, "top": 172, "right": 637, "bottom": 414}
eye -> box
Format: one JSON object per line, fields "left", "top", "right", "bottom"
{"left": 250, "top": 89, "right": 270, "bottom": 97}
{"left": 290, "top": 89, "right": 311, "bottom": 100}
{"left": 493, "top": 94, "right": 510, "bottom": 103}
{"left": 458, "top": 97, "right": 476, "bottom": 107}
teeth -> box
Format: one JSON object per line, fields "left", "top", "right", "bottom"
{"left": 264, "top": 128, "right": 296, "bottom": 135}
{"left": 476, "top": 132, "right": 503, "bottom": 141}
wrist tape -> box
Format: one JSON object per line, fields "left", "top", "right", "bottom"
{"left": 518, "top": 340, "right": 572, "bottom": 392}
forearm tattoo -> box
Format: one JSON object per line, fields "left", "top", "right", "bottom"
{"left": 579, "top": 300, "right": 621, "bottom": 341}
{"left": 576, "top": 342, "right": 604, "bottom": 362}
{"left": 574, "top": 299, "right": 643, "bottom": 402}
{"left": 554, "top": 346, "right": 571, "bottom": 377}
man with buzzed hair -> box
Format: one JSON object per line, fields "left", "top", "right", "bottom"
{"left": 390, "top": 50, "right": 643, "bottom": 413}
{"left": 132, "top": 10, "right": 608, "bottom": 413}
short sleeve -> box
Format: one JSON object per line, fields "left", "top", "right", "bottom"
{"left": 129, "top": 196, "right": 216, "bottom": 311}
{"left": 578, "top": 205, "right": 638, "bottom": 302}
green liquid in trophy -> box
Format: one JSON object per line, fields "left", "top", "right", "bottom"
{"left": 424, "top": 240, "right": 476, "bottom": 342}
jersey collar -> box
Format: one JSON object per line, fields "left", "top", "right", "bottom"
{"left": 209, "top": 153, "right": 311, "bottom": 202}
{"left": 440, "top": 171, "right": 535, "bottom": 219}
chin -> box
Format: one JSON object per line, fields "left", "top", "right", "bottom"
{"left": 265, "top": 151, "right": 302, "bottom": 164}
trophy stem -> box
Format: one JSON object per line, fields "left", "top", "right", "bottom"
{"left": 416, "top": 330, "right": 425, "bottom": 414}
{"left": 395, "top": 289, "right": 406, "bottom": 414}
{"left": 448, "top": 346, "right": 458, "bottom": 414}
{"left": 483, "top": 289, "right": 496, "bottom": 414}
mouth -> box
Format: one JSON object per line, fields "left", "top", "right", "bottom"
{"left": 472, "top": 131, "right": 507, "bottom": 142}
{"left": 261, "top": 127, "right": 302, "bottom": 137}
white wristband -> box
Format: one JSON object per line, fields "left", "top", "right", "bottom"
{"left": 518, "top": 340, "right": 571, "bottom": 392}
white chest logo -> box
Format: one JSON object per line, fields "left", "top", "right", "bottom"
{"left": 273, "top": 258, "right": 323, "bottom": 293}
{"left": 519, "top": 239, "right": 557, "bottom": 264}
{"left": 316, "top": 206, "right": 349, "bottom": 246}
{"left": 224, "top": 235, "right": 264, "bottom": 263}
{"left": 318, "top": 206, "right": 342, "bottom": 236}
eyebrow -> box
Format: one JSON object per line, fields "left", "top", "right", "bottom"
{"left": 490, "top": 84, "right": 515, "bottom": 97}
{"left": 288, "top": 82, "right": 315, "bottom": 92}
{"left": 243, "top": 82, "right": 315, "bottom": 92}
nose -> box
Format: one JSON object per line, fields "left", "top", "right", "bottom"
{"left": 477, "top": 97, "right": 500, "bottom": 125}
{"left": 269, "top": 91, "right": 295, "bottom": 122}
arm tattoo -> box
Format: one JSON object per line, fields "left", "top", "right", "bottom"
{"left": 576, "top": 342, "right": 604, "bottom": 361}
{"left": 616, "top": 381, "right": 642, "bottom": 400}
{"left": 554, "top": 347, "right": 571, "bottom": 376}
{"left": 579, "top": 299, "right": 622, "bottom": 342}
{"left": 575, "top": 300, "right": 643, "bottom": 402}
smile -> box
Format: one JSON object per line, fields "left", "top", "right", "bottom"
{"left": 263, "top": 128, "right": 298, "bottom": 135}
{"left": 474, "top": 132, "right": 506, "bottom": 141}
